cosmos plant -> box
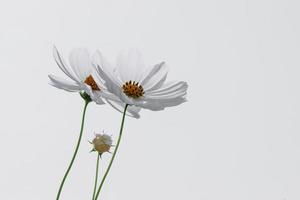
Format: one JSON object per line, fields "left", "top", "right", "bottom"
{"left": 49, "top": 46, "right": 188, "bottom": 200}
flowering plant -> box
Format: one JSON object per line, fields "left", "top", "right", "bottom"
{"left": 49, "top": 47, "right": 188, "bottom": 200}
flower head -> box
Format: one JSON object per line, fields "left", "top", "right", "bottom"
{"left": 48, "top": 46, "right": 105, "bottom": 104}
{"left": 48, "top": 46, "right": 141, "bottom": 118}
{"left": 94, "top": 49, "right": 188, "bottom": 111}
{"left": 91, "top": 133, "right": 113, "bottom": 154}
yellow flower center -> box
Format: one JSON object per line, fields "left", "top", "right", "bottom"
{"left": 122, "top": 80, "right": 144, "bottom": 99}
{"left": 84, "top": 75, "right": 100, "bottom": 91}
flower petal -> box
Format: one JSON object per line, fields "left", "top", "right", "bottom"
{"left": 93, "top": 52, "right": 125, "bottom": 102}
{"left": 116, "top": 49, "right": 145, "bottom": 82}
{"left": 69, "top": 48, "right": 93, "bottom": 81}
{"left": 92, "top": 50, "right": 122, "bottom": 87}
{"left": 106, "top": 99, "right": 141, "bottom": 119}
{"left": 82, "top": 84, "right": 105, "bottom": 105}
{"left": 48, "top": 74, "right": 81, "bottom": 92}
{"left": 140, "top": 62, "right": 168, "bottom": 91}
{"left": 91, "top": 70, "right": 107, "bottom": 91}
{"left": 146, "top": 81, "right": 188, "bottom": 99}
{"left": 53, "top": 46, "right": 79, "bottom": 82}
{"left": 145, "top": 73, "right": 168, "bottom": 92}
{"left": 97, "top": 65, "right": 124, "bottom": 98}
{"left": 141, "top": 97, "right": 187, "bottom": 111}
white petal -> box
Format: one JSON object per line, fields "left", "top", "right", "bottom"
{"left": 119, "top": 92, "right": 137, "bottom": 105}
{"left": 127, "top": 105, "right": 142, "bottom": 118}
{"left": 99, "top": 88, "right": 141, "bottom": 118}
{"left": 48, "top": 75, "right": 81, "bottom": 92}
{"left": 93, "top": 52, "right": 123, "bottom": 99}
{"left": 91, "top": 70, "right": 107, "bottom": 91}
{"left": 145, "top": 73, "right": 168, "bottom": 92}
{"left": 96, "top": 86, "right": 141, "bottom": 118}
{"left": 82, "top": 85, "right": 105, "bottom": 105}
{"left": 141, "top": 97, "right": 187, "bottom": 111}
{"left": 146, "top": 81, "right": 188, "bottom": 98}
{"left": 116, "top": 49, "right": 145, "bottom": 82}
{"left": 100, "top": 90, "right": 121, "bottom": 102}
{"left": 106, "top": 100, "right": 141, "bottom": 119}
{"left": 146, "top": 90, "right": 187, "bottom": 100}
{"left": 99, "top": 66, "right": 123, "bottom": 98}
{"left": 93, "top": 50, "right": 122, "bottom": 87}
{"left": 69, "top": 48, "right": 92, "bottom": 81}
{"left": 53, "top": 46, "right": 79, "bottom": 82}
{"left": 140, "top": 62, "right": 168, "bottom": 91}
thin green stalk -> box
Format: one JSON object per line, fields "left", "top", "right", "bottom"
{"left": 56, "top": 100, "right": 90, "bottom": 200}
{"left": 92, "top": 154, "right": 100, "bottom": 200}
{"left": 94, "top": 104, "right": 128, "bottom": 200}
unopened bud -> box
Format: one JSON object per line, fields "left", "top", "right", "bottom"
{"left": 91, "top": 134, "right": 112, "bottom": 154}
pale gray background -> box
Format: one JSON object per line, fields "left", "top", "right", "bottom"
{"left": 0, "top": 0, "right": 299, "bottom": 199}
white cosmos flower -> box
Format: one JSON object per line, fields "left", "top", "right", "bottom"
{"left": 49, "top": 46, "right": 105, "bottom": 104}
{"left": 93, "top": 50, "right": 188, "bottom": 111}
{"left": 48, "top": 46, "right": 141, "bottom": 118}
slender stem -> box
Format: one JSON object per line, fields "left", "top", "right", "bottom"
{"left": 56, "top": 100, "right": 90, "bottom": 200}
{"left": 94, "top": 104, "right": 128, "bottom": 200}
{"left": 92, "top": 154, "right": 100, "bottom": 200}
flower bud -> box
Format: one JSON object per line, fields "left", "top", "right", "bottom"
{"left": 92, "top": 134, "right": 112, "bottom": 154}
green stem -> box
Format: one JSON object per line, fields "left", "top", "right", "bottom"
{"left": 92, "top": 154, "right": 100, "bottom": 200}
{"left": 56, "top": 100, "right": 90, "bottom": 200}
{"left": 94, "top": 104, "right": 128, "bottom": 200}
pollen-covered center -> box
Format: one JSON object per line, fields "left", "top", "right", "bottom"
{"left": 122, "top": 80, "right": 144, "bottom": 99}
{"left": 84, "top": 75, "right": 100, "bottom": 91}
